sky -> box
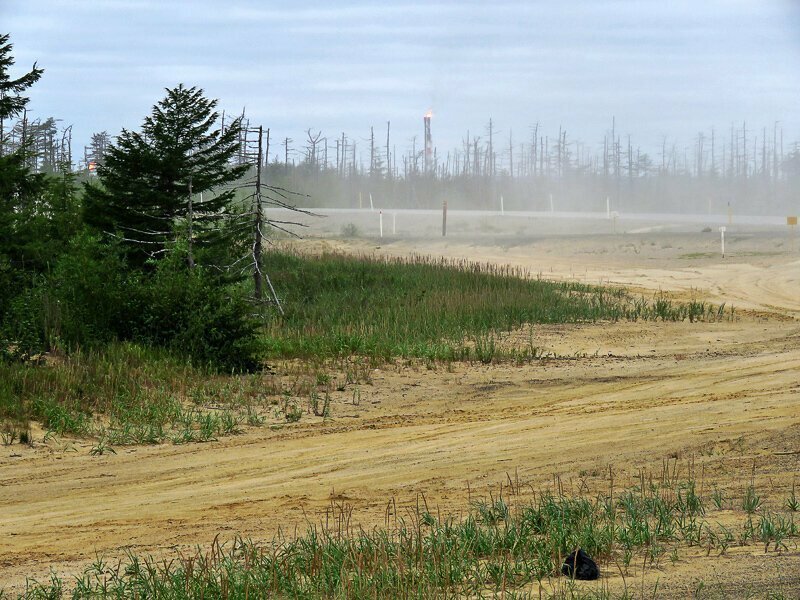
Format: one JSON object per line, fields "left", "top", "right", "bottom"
{"left": 3, "top": 0, "right": 800, "bottom": 164}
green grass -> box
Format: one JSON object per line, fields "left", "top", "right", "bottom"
{"left": 0, "top": 341, "right": 380, "bottom": 442}
{"left": 1, "top": 251, "right": 733, "bottom": 443}
{"left": 0, "top": 343, "right": 302, "bottom": 442}
{"left": 262, "top": 250, "right": 732, "bottom": 361}
{"left": 6, "top": 473, "right": 797, "bottom": 599}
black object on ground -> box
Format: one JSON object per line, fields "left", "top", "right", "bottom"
{"left": 561, "top": 549, "right": 599, "bottom": 580}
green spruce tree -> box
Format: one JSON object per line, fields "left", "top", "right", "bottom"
{"left": 85, "top": 84, "right": 249, "bottom": 267}
{"left": 0, "top": 33, "right": 45, "bottom": 314}
{"left": 0, "top": 33, "right": 43, "bottom": 155}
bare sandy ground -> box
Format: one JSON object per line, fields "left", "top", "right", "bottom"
{"left": 2, "top": 214, "right": 799, "bottom": 597}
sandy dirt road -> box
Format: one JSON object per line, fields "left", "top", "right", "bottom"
{"left": 2, "top": 217, "right": 799, "bottom": 596}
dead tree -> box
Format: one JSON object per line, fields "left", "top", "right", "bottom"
{"left": 369, "top": 126, "right": 375, "bottom": 177}
{"left": 385, "top": 121, "right": 391, "bottom": 180}
{"left": 305, "top": 129, "right": 322, "bottom": 173}
{"left": 508, "top": 129, "right": 513, "bottom": 179}
{"left": 238, "top": 125, "right": 317, "bottom": 312}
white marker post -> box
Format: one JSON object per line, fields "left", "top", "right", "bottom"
{"left": 719, "top": 226, "right": 726, "bottom": 258}
{"left": 379, "top": 210, "right": 383, "bottom": 238}
{"left": 369, "top": 193, "right": 374, "bottom": 212}
{"left": 392, "top": 212, "right": 396, "bottom": 235}
{"left": 500, "top": 195, "right": 504, "bottom": 215}
{"left": 606, "top": 196, "right": 610, "bottom": 219}
{"left": 549, "top": 193, "right": 554, "bottom": 213}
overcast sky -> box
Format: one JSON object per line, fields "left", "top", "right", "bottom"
{"left": 3, "top": 0, "right": 800, "bottom": 162}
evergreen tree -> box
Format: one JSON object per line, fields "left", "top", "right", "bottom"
{"left": 85, "top": 84, "right": 249, "bottom": 267}
{"left": 0, "top": 33, "right": 46, "bottom": 311}
{"left": 0, "top": 32, "right": 45, "bottom": 216}
{"left": 0, "top": 33, "right": 43, "bottom": 155}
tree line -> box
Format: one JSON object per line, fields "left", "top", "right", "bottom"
{"left": 1, "top": 33, "right": 285, "bottom": 371}
{"left": 66, "top": 118, "right": 800, "bottom": 219}
{"left": 261, "top": 117, "right": 799, "bottom": 215}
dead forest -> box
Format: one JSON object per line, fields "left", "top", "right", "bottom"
{"left": 6, "top": 112, "right": 799, "bottom": 215}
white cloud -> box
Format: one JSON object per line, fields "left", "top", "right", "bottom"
{"left": 2, "top": 0, "right": 798, "bottom": 155}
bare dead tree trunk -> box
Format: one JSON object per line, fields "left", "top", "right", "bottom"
{"left": 253, "top": 126, "right": 264, "bottom": 300}
{"left": 340, "top": 132, "right": 346, "bottom": 176}
{"left": 473, "top": 142, "right": 478, "bottom": 179}
{"left": 386, "top": 121, "right": 391, "bottom": 179}
{"left": 557, "top": 126, "right": 562, "bottom": 179}
{"left": 508, "top": 129, "right": 513, "bottom": 179}
{"left": 742, "top": 121, "right": 747, "bottom": 178}
{"left": 540, "top": 136, "right": 544, "bottom": 176}
{"left": 710, "top": 128, "right": 716, "bottom": 175}
{"left": 488, "top": 118, "right": 495, "bottom": 178}
{"left": 369, "top": 126, "right": 375, "bottom": 177}
{"left": 464, "top": 130, "right": 470, "bottom": 176}
{"left": 305, "top": 129, "right": 322, "bottom": 174}
{"left": 773, "top": 122, "right": 779, "bottom": 180}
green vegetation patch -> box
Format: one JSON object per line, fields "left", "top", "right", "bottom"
{"left": 0, "top": 344, "right": 269, "bottom": 443}
{"left": 8, "top": 474, "right": 797, "bottom": 599}
{"left": 0, "top": 341, "right": 378, "bottom": 443}
{"left": 262, "top": 250, "right": 731, "bottom": 361}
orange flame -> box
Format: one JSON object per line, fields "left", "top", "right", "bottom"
{"left": 424, "top": 109, "right": 433, "bottom": 119}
